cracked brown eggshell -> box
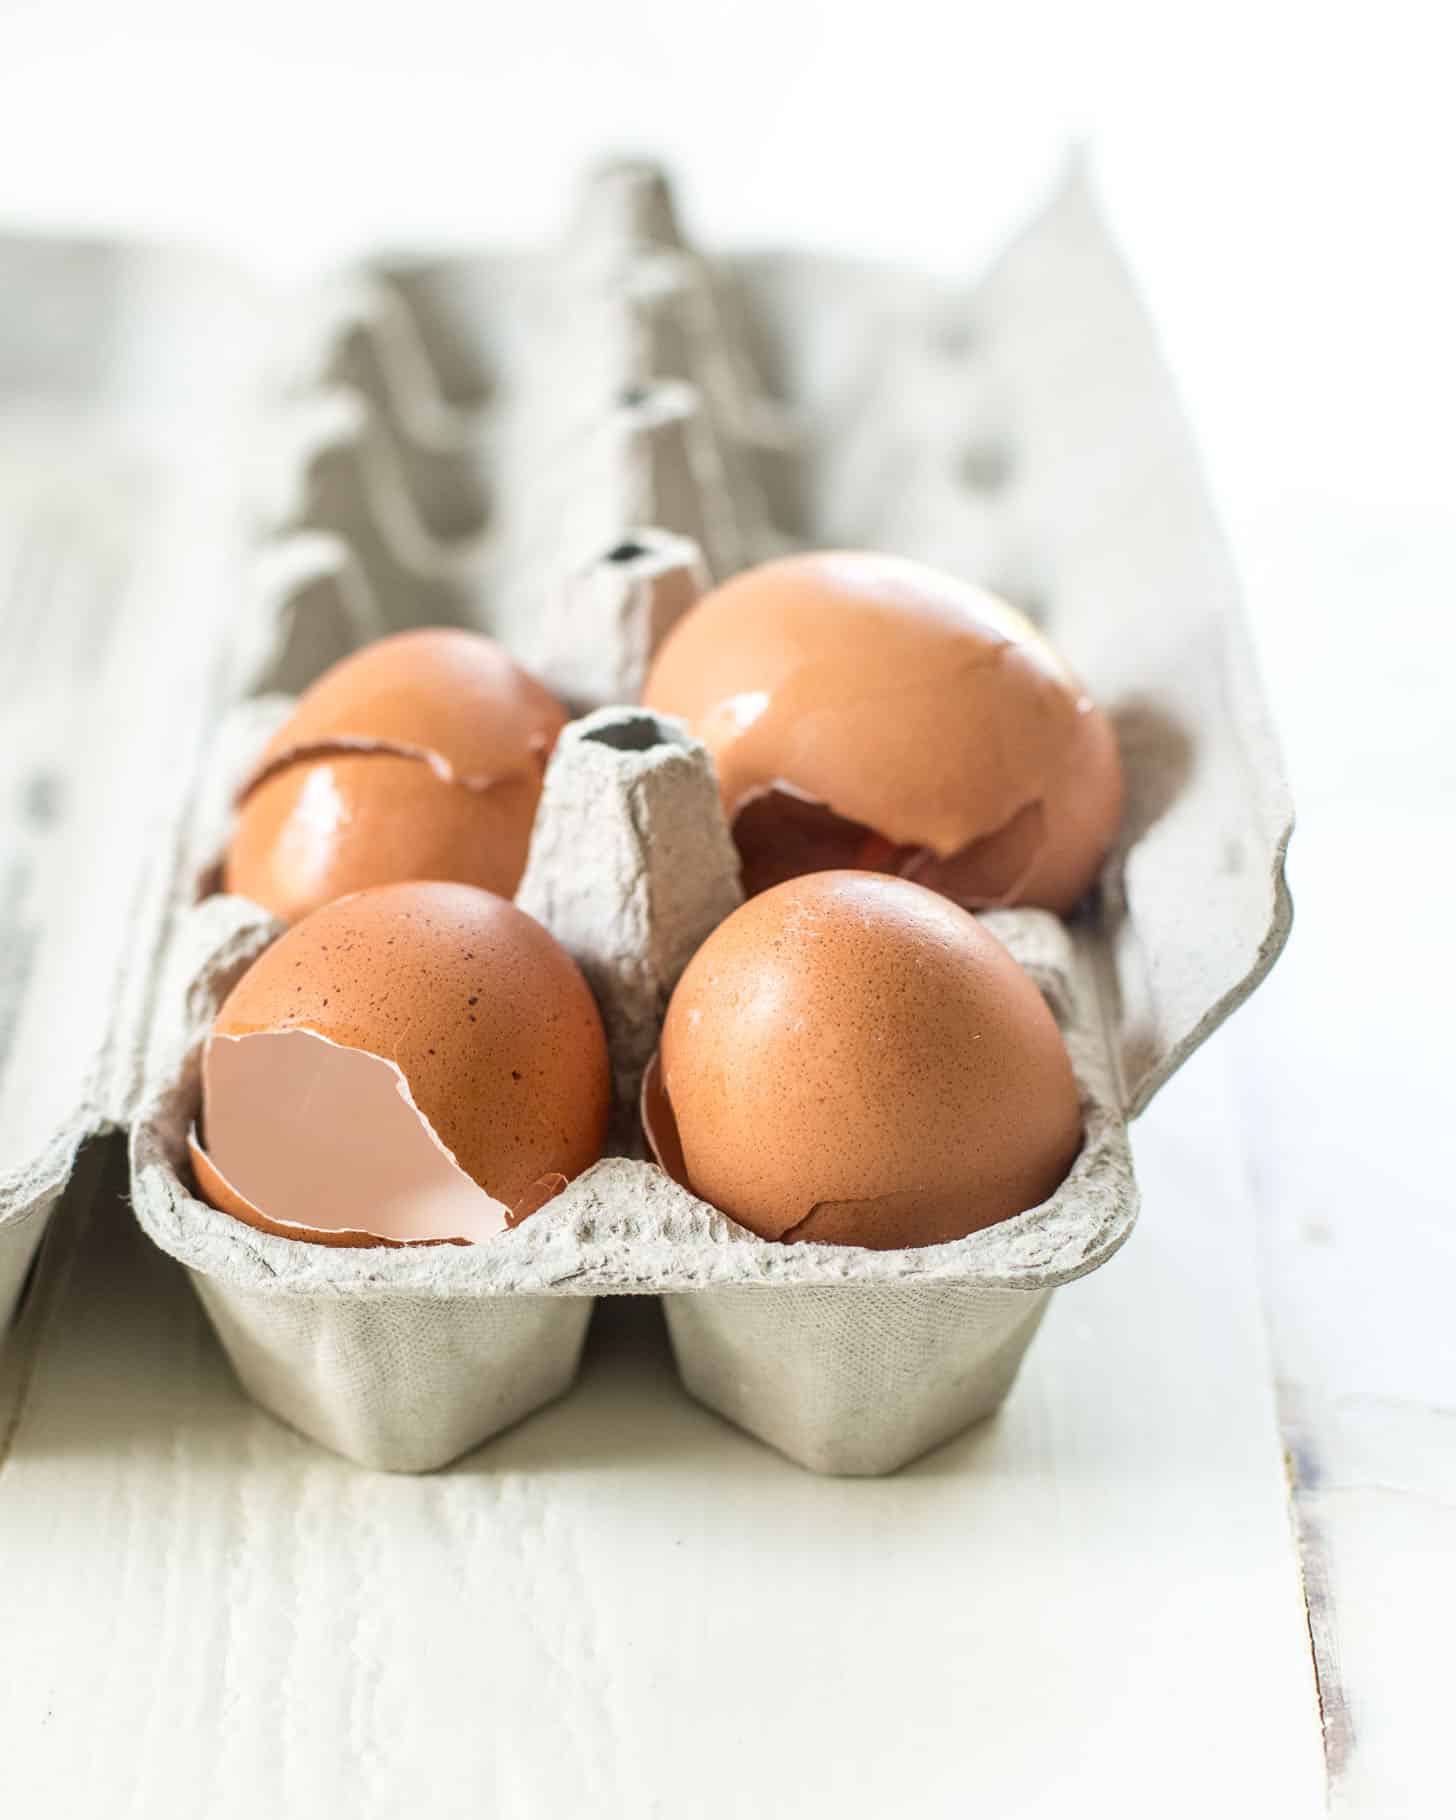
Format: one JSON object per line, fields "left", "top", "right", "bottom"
{"left": 640, "top": 551, "right": 1123, "bottom": 914}
{"left": 192, "top": 881, "right": 611, "bottom": 1247}
{"left": 224, "top": 628, "right": 568, "bottom": 922}
{"left": 642, "top": 871, "right": 1082, "bottom": 1249}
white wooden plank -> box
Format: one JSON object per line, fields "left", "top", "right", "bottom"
{"left": 2, "top": 1042, "right": 1325, "bottom": 1818}
{"left": 1223, "top": 505, "right": 1456, "bottom": 1818}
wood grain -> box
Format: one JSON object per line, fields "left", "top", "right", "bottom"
{"left": 2, "top": 1045, "right": 1326, "bottom": 1817}
{"left": 1227, "top": 504, "right": 1456, "bottom": 1819}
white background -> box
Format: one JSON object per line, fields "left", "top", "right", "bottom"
{"left": 1, "top": 3, "right": 1451, "bottom": 1814}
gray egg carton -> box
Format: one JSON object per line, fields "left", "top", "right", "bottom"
{"left": 4, "top": 160, "right": 1292, "bottom": 1475}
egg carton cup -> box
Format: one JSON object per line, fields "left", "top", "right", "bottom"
{"left": 4, "top": 158, "right": 1291, "bottom": 1474}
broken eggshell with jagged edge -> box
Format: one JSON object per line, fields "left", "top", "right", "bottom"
{"left": 641, "top": 551, "right": 1124, "bottom": 914}
{"left": 223, "top": 628, "right": 569, "bottom": 923}
{"left": 188, "top": 880, "right": 612, "bottom": 1248}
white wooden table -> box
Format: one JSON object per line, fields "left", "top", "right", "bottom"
{"left": 1, "top": 5, "right": 1450, "bottom": 1814}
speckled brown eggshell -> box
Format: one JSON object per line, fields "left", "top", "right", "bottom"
{"left": 205, "top": 881, "right": 611, "bottom": 1221}
{"left": 246, "top": 626, "right": 566, "bottom": 786}
{"left": 224, "top": 628, "right": 568, "bottom": 922}
{"left": 641, "top": 551, "right": 1123, "bottom": 915}
{"left": 645, "top": 871, "right": 1082, "bottom": 1249}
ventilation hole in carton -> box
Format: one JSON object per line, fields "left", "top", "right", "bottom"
{"left": 959, "top": 437, "right": 1014, "bottom": 492}
{"left": 605, "top": 540, "right": 651, "bottom": 564}
{"left": 619, "top": 386, "right": 650, "bottom": 409}
{"left": 581, "top": 713, "right": 677, "bottom": 754}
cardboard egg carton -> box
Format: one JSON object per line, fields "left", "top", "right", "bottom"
{"left": 3, "top": 160, "right": 1292, "bottom": 1475}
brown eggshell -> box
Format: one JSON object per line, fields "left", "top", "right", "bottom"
{"left": 644, "top": 871, "right": 1082, "bottom": 1249}
{"left": 195, "top": 881, "right": 611, "bottom": 1245}
{"left": 224, "top": 752, "right": 544, "bottom": 926}
{"left": 224, "top": 628, "right": 568, "bottom": 922}
{"left": 641, "top": 551, "right": 1123, "bottom": 914}
{"left": 245, "top": 626, "right": 567, "bottom": 791}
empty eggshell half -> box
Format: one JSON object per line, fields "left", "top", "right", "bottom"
{"left": 641, "top": 551, "right": 1123, "bottom": 914}
{"left": 192, "top": 881, "right": 611, "bottom": 1247}
{"left": 224, "top": 628, "right": 568, "bottom": 922}
{"left": 642, "top": 871, "right": 1083, "bottom": 1249}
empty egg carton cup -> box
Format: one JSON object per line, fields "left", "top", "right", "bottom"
{"left": 124, "top": 157, "right": 1291, "bottom": 1472}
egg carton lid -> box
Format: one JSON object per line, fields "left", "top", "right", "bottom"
{"left": 0, "top": 158, "right": 1292, "bottom": 1329}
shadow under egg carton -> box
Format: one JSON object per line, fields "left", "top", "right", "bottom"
{"left": 121, "top": 155, "right": 1290, "bottom": 1475}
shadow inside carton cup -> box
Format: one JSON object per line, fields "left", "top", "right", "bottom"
{"left": 1092, "top": 697, "right": 1197, "bottom": 1004}
{"left": 372, "top": 265, "right": 495, "bottom": 412}
{"left": 1109, "top": 698, "right": 1195, "bottom": 856}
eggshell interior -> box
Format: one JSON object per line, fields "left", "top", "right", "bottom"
{"left": 198, "top": 1029, "right": 514, "bottom": 1244}
{"left": 642, "top": 551, "right": 1123, "bottom": 913}
{"left": 186, "top": 1128, "right": 425, "bottom": 1250}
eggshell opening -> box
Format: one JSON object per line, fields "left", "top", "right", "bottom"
{"left": 731, "top": 783, "right": 1050, "bottom": 908}
{"left": 196, "top": 1027, "right": 554, "bottom": 1245}
{"left": 642, "top": 552, "right": 1125, "bottom": 914}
